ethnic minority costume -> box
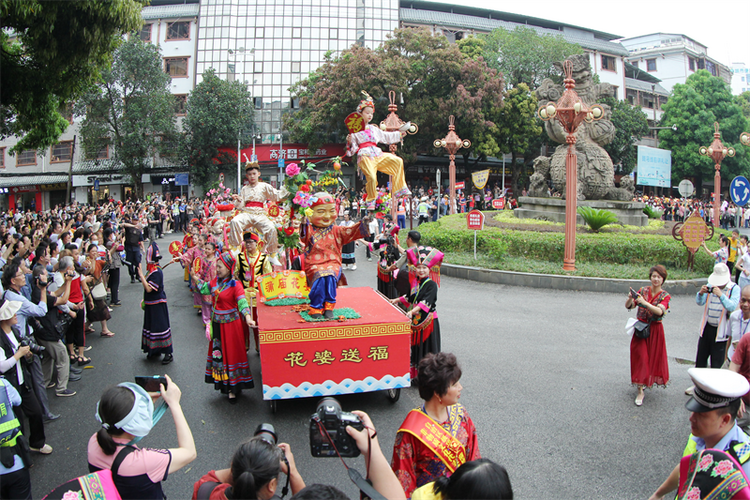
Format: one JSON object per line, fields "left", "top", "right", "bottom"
{"left": 346, "top": 93, "right": 411, "bottom": 202}
{"left": 630, "top": 286, "right": 671, "bottom": 388}
{"left": 396, "top": 246, "right": 443, "bottom": 378}
{"left": 141, "top": 243, "right": 173, "bottom": 358}
{"left": 299, "top": 194, "right": 369, "bottom": 315}
{"left": 182, "top": 233, "right": 195, "bottom": 283}
{"left": 235, "top": 232, "right": 272, "bottom": 351}
{"left": 196, "top": 252, "right": 254, "bottom": 395}
{"left": 197, "top": 254, "right": 217, "bottom": 338}
{"left": 179, "top": 244, "right": 204, "bottom": 310}
{"left": 228, "top": 172, "right": 288, "bottom": 251}
{"left": 391, "top": 403, "right": 480, "bottom": 498}
{"left": 339, "top": 218, "right": 357, "bottom": 267}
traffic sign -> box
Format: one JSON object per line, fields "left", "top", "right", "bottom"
{"left": 436, "top": 169, "right": 441, "bottom": 185}
{"left": 678, "top": 179, "right": 694, "bottom": 198}
{"left": 731, "top": 176, "right": 750, "bottom": 206}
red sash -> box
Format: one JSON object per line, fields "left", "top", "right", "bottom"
{"left": 397, "top": 406, "right": 467, "bottom": 473}
{"left": 245, "top": 201, "right": 264, "bottom": 208}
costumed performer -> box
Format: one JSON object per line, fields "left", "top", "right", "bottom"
{"left": 229, "top": 162, "right": 288, "bottom": 265}
{"left": 235, "top": 230, "right": 272, "bottom": 352}
{"left": 299, "top": 192, "right": 369, "bottom": 319}
{"left": 197, "top": 240, "right": 217, "bottom": 340}
{"left": 371, "top": 217, "right": 402, "bottom": 299}
{"left": 181, "top": 224, "right": 200, "bottom": 283}
{"left": 391, "top": 352, "right": 480, "bottom": 498}
{"left": 345, "top": 91, "right": 412, "bottom": 202}
{"left": 390, "top": 246, "right": 443, "bottom": 379}
{"left": 191, "top": 252, "right": 255, "bottom": 403}
{"left": 137, "top": 242, "right": 174, "bottom": 364}
{"left": 173, "top": 232, "right": 206, "bottom": 312}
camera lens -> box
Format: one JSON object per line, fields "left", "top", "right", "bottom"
{"left": 254, "top": 423, "right": 277, "bottom": 446}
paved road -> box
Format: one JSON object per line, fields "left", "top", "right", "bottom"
{"left": 30, "top": 233, "right": 710, "bottom": 499}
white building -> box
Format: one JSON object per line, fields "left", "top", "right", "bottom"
{"left": 619, "top": 33, "right": 731, "bottom": 93}
{"left": 732, "top": 62, "right": 749, "bottom": 95}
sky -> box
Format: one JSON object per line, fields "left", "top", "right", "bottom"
{"left": 430, "top": 0, "right": 750, "bottom": 67}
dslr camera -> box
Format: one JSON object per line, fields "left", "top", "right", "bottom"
{"left": 19, "top": 337, "right": 45, "bottom": 355}
{"left": 309, "top": 397, "right": 364, "bottom": 458}
{"left": 254, "top": 423, "right": 278, "bottom": 446}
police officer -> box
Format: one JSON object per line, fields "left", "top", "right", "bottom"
{"left": 649, "top": 368, "right": 750, "bottom": 499}
{"left": 0, "top": 375, "right": 32, "bottom": 500}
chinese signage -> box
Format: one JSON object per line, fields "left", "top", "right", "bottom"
{"left": 471, "top": 169, "right": 490, "bottom": 190}
{"left": 258, "top": 270, "right": 310, "bottom": 301}
{"left": 344, "top": 112, "right": 365, "bottom": 133}
{"left": 218, "top": 143, "right": 346, "bottom": 164}
{"left": 636, "top": 145, "right": 672, "bottom": 188}
{"left": 283, "top": 345, "right": 390, "bottom": 367}
{"left": 467, "top": 209, "right": 485, "bottom": 230}
{"left": 492, "top": 198, "right": 505, "bottom": 209}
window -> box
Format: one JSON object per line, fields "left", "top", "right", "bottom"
{"left": 86, "top": 145, "right": 109, "bottom": 160}
{"left": 253, "top": 97, "right": 262, "bottom": 109}
{"left": 291, "top": 61, "right": 300, "bottom": 73}
{"left": 139, "top": 24, "right": 152, "bottom": 42}
{"left": 0, "top": 148, "right": 5, "bottom": 168}
{"left": 16, "top": 150, "right": 36, "bottom": 166}
{"left": 166, "top": 21, "right": 190, "bottom": 40}
{"left": 329, "top": 28, "right": 338, "bottom": 39}
{"left": 646, "top": 58, "right": 657, "bottom": 72}
{"left": 291, "top": 97, "right": 300, "bottom": 109}
{"left": 174, "top": 94, "right": 187, "bottom": 115}
{"left": 254, "top": 61, "right": 263, "bottom": 73}
{"left": 165, "top": 57, "right": 189, "bottom": 77}
{"left": 292, "top": 27, "right": 301, "bottom": 38}
{"left": 601, "top": 55, "right": 617, "bottom": 72}
{"left": 631, "top": 61, "right": 638, "bottom": 69}
{"left": 51, "top": 141, "right": 73, "bottom": 162}
{"left": 689, "top": 57, "right": 696, "bottom": 71}
{"left": 255, "top": 27, "right": 264, "bottom": 38}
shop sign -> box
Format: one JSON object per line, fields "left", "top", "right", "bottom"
{"left": 10, "top": 185, "right": 36, "bottom": 193}
{"left": 41, "top": 183, "right": 67, "bottom": 191}
{"left": 218, "top": 143, "right": 345, "bottom": 163}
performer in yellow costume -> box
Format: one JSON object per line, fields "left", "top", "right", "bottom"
{"left": 234, "top": 230, "right": 272, "bottom": 351}
{"left": 229, "top": 162, "right": 287, "bottom": 265}
{"left": 345, "top": 92, "right": 412, "bottom": 202}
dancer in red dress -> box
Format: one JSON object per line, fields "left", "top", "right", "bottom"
{"left": 626, "top": 264, "right": 671, "bottom": 407}
{"left": 192, "top": 252, "right": 255, "bottom": 403}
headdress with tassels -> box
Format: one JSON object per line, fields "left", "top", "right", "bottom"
{"left": 356, "top": 90, "right": 375, "bottom": 113}
{"left": 406, "top": 246, "right": 444, "bottom": 295}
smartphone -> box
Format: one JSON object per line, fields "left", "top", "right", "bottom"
{"left": 135, "top": 375, "right": 167, "bottom": 392}
{"left": 629, "top": 287, "right": 638, "bottom": 299}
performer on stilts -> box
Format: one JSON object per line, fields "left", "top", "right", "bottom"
{"left": 235, "top": 230, "right": 272, "bottom": 352}
{"left": 229, "top": 162, "right": 287, "bottom": 265}
{"left": 345, "top": 91, "right": 412, "bottom": 202}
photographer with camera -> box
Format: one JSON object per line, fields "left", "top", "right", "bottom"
{"left": 193, "top": 424, "right": 305, "bottom": 500}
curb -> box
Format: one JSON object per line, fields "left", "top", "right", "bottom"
{"left": 441, "top": 263, "right": 703, "bottom": 295}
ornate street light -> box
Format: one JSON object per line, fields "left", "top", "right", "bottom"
{"left": 740, "top": 131, "right": 750, "bottom": 147}
{"left": 698, "top": 122, "right": 735, "bottom": 226}
{"left": 434, "top": 115, "right": 471, "bottom": 215}
{"left": 380, "top": 91, "right": 418, "bottom": 219}
{"left": 537, "top": 60, "right": 604, "bottom": 272}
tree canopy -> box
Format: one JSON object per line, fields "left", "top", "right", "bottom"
{"left": 600, "top": 96, "right": 650, "bottom": 174}
{"left": 1, "top": 0, "right": 146, "bottom": 153}
{"left": 657, "top": 70, "right": 750, "bottom": 194}
{"left": 181, "top": 69, "right": 255, "bottom": 189}
{"left": 75, "top": 37, "right": 177, "bottom": 199}
{"left": 286, "top": 27, "right": 504, "bottom": 166}
{"left": 477, "top": 26, "right": 583, "bottom": 89}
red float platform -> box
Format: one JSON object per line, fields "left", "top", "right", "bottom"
{"left": 257, "top": 286, "right": 411, "bottom": 401}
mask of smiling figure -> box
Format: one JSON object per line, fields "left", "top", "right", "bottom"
{"left": 299, "top": 193, "right": 370, "bottom": 319}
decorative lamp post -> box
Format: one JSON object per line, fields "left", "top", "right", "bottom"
{"left": 380, "top": 91, "right": 418, "bottom": 218}
{"left": 434, "top": 115, "right": 471, "bottom": 215}
{"left": 537, "top": 60, "right": 604, "bottom": 271}
{"left": 698, "top": 122, "right": 735, "bottom": 226}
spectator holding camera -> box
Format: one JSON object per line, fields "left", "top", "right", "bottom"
{"left": 192, "top": 432, "right": 305, "bottom": 500}
{"left": 391, "top": 353, "right": 480, "bottom": 498}
{"left": 88, "top": 374, "right": 197, "bottom": 499}
{"left": 0, "top": 298, "right": 51, "bottom": 454}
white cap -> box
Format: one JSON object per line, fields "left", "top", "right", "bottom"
{"left": 686, "top": 368, "right": 750, "bottom": 412}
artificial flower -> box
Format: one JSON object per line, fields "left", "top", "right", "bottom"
{"left": 286, "top": 163, "right": 301, "bottom": 176}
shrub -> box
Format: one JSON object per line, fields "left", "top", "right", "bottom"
{"left": 643, "top": 205, "right": 664, "bottom": 219}
{"left": 577, "top": 206, "right": 619, "bottom": 232}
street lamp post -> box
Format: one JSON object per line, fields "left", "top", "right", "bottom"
{"left": 380, "top": 91, "right": 418, "bottom": 218}
{"left": 698, "top": 122, "right": 735, "bottom": 227}
{"left": 537, "top": 60, "right": 604, "bottom": 271}
{"left": 434, "top": 115, "right": 471, "bottom": 215}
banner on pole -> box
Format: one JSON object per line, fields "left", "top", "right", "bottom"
{"left": 472, "top": 170, "right": 490, "bottom": 190}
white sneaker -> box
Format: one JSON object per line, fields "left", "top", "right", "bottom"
{"left": 350, "top": 264, "right": 357, "bottom": 270}
{"left": 31, "top": 444, "right": 53, "bottom": 454}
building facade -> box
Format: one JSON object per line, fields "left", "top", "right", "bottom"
{"left": 732, "top": 62, "right": 749, "bottom": 95}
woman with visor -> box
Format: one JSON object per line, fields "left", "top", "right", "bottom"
{"left": 87, "top": 374, "right": 197, "bottom": 499}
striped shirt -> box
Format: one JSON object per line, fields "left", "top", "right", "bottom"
{"left": 707, "top": 294, "right": 724, "bottom": 326}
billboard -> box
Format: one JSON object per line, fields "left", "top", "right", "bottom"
{"left": 636, "top": 145, "right": 672, "bottom": 188}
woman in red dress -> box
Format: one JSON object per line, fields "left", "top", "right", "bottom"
{"left": 626, "top": 264, "right": 671, "bottom": 407}
{"left": 192, "top": 252, "right": 255, "bottom": 404}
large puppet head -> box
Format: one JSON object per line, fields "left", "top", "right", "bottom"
{"left": 309, "top": 192, "right": 336, "bottom": 228}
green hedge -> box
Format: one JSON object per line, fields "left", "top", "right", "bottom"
{"left": 416, "top": 215, "right": 714, "bottom": 274}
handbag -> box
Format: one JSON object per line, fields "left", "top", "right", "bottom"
{"left": 91, "top": 282, "right": 107, "bottom": 301}
{"left": 633, "top": 320, "right": 651, "bottom": 339}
